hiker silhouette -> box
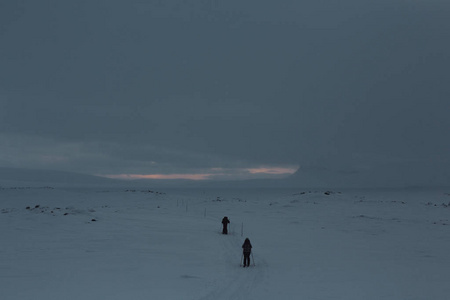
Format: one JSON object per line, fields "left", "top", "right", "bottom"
{"left": 221, "top": 216, "right": 230, "bottom": 234}
{"left": 242, "top": 238, "right": 252, "bottom": 267}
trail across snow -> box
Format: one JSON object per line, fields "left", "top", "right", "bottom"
{"left": 2, "top": 185, "right": 450, "bottom": 299}
{"left": 196, "top": 222, "right": 267, "bottom": 300}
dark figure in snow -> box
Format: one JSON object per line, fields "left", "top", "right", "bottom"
{"left": 242, "top": 238, "right": 252, "bottom": 267}
{"left": 222, "top": 216, "right": 230, "bottom": 234}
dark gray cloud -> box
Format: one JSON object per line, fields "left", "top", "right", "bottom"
{"left": 1, "top": 0, "right": 449, "bottom": 183}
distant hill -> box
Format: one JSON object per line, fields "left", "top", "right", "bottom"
{"left": 287, "top": 163, "right": 450, "bottom": 188}
{"left": 0, "top": 167, "right": 118, "bottom": 187}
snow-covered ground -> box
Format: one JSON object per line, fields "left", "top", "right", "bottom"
{"left": 2, "top": 184, "right": 450, "bottom": 299}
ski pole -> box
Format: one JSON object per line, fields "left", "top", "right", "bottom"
{"left": 240, "top": 253, "right": 243, "bottom": 267}
{"left": 251, "top": 252, "right": 255, "bottom": 266}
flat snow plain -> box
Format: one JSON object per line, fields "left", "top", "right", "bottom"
{"left": 2, "top": 184, "right": 450, "bottom": 300}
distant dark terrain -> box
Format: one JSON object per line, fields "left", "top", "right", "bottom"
{"left": 0, "top": 165, "right": 448, "bottom": 189}
{"left": 0, "top": 167, "right": 115, "bottom": 186}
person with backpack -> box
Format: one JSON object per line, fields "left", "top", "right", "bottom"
{"left": 242, "top": 238, "right": 252, "bottom": 267}
{"left": 222, "top": 216, "right": 230, "bottom": 234}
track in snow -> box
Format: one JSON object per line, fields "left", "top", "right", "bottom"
{"left": 195, "top": 228, "right": 267, "bottom": 300}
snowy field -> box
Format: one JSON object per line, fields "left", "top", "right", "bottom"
{"left": 2, "top": 184, "right": 450, "bottom": 300}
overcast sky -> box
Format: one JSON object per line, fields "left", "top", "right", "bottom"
{"left": 1, "top": 0, "right": 449, "bottom": 182}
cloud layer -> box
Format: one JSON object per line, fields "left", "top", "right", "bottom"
{"left": 1, "top": 0, "right": 449, "bottom": 183}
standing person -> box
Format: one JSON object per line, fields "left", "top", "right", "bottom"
{"left": 242, "top": 238, "right": 252, "bottom": 267}
{"left": 222, "top": 216, "right": 230, "bottom": 234}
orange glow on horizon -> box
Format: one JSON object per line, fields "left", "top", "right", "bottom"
{"left": 246, "top": 167, "right": 297, "bottom": 175}
{"left": 101, "top": 166, "right": 298, "bottom": 181}
{"left": 104, "top": 173, "right": 212, "bottom": 180}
